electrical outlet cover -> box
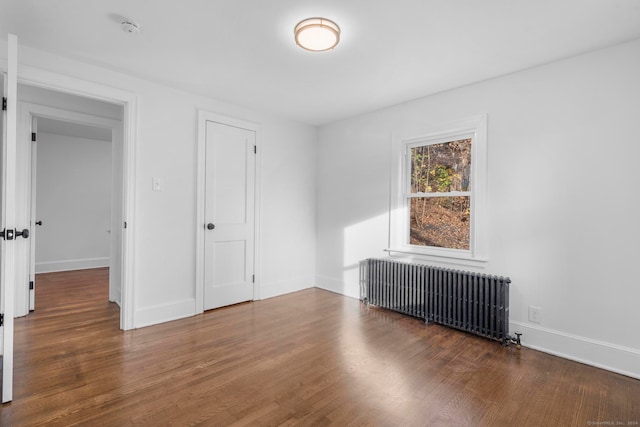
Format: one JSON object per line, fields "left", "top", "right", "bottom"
{"left": 528, "top": 305, "right": 543, "bottom": 323}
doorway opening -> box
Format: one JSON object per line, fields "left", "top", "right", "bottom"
{"left": 16, "top": 84, "right": 127, "bottom": 326}
{"left": 34, "top": 117, "right": 118, "bottom": 308}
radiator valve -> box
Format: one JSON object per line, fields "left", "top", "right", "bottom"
{"left": 503, "top": 332, "right": 522, "bottom": 349}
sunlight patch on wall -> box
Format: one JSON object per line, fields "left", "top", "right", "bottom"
{"left": 342, "top": 213, "right": 388, "bottom": 298}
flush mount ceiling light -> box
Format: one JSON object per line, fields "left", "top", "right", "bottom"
{"left": 294, "top": 17, "right": 340, "bottom": 52}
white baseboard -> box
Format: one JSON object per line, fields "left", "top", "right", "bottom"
{"left": 134, "top": 299, "right": 195, "bottom": 329}
{"left": 35, "top": 257, "right": 110, "bottom": 273}
{"left": 511, "top": 321, "right": 640, "bottom": 380}
{"left": 258, "top": 277, "right": 315, "bottom": 300}
{"left": 315, "top": 274, "right": 360, "bottom": 299}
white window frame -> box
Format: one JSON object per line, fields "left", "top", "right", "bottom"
{"left": 389, "top": 114, "right": 488, "bottom": 264}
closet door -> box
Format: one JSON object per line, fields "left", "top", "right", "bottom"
{"left": 203, "top": 120, "right": 255, "bottom": 310}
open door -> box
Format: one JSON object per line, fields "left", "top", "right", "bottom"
{"left": 1, "top": 33, "right": 18, "bottom": 403}
{"left": 28, "top": 116, "right": 37, "bottom": 310}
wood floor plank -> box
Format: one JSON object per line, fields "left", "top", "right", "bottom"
{"left": 1, "top": 268, "right": 639, "bottom": 426}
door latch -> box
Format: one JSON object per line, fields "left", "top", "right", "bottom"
{"left": 0, "top": 228, "right": 15, "bottom": 240}
{"left": 0, "top": 228, "right": 30, "bottom": 240}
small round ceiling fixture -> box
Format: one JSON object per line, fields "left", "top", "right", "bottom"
{"left": 294, "top": 17, "right": 340, "bottom": 52}
{"left": 121, "top": 20, "right": 140, "bottom": 34}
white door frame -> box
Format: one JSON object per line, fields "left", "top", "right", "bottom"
{"left": 0, "top": 63, "right": 138, "bottom": 330}
{"left": 18, "top": 102, "right": 123, "bottom": 312}
{"left": 196, "top": 111, "right": 261, "bottom": 313}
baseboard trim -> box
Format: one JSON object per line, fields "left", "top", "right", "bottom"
{"left": 258, "top": 277, "right": 315, "bottom": 300}
{"left": 510, "top": 321, "right": 640, "bottom": 380}
{"left": 134, "top": 299, "right": 195, "bottom": 329}
{"left": 35, "top": 257, "right": 109, "bottom": 273}
{"left": 315, "top": 274, "right": 360, "bottom": 299}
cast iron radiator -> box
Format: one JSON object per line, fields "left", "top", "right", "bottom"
{"left": 360, "top": 258, "right": 515, "bottom": 343}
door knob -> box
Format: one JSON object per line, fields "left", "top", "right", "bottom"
{"left": 16, "top": 229, "right": 29, "bottom": 239}
{"left": 35, "top": 220, "right": 42, "bottom": 226}
{"left": 206, "top": 223, "right": 215, "bottom": 230}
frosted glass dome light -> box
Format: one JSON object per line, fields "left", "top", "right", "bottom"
{"left": 294, "top": 18, "right": 340, "bottom": 52}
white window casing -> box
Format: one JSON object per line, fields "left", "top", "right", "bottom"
{"left": 389, "top": 114, "right": 488, "bottom": 265}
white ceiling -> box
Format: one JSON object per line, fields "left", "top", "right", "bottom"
{"left": 2, "top": 0, "right": 640, "bottom": 126}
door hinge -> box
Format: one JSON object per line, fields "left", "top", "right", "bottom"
{"left": 29, "top": 281, "right": 34, "bottom": 290}
{"left": 0, "top": 313, "right": 4, "bottom": 327}
{"left": 252, "top": 274, "right": 255, "bottom": 283}
{"left": 124, "top": 221, "right": 127, "bottom": 229}
{"left": 2, "top": 97, "right": 6, "bottom": 111}
{"left": 32, "top": 132, "right": 37, "bottom": 142}
{"left": 254, "top": 145, "right": 257, "bottom": 154}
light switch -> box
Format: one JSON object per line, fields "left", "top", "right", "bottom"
{"left": 152, "top": 177, "right": 163, "bottom": 192}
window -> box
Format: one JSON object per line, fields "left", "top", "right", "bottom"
{"left": 390, "top": 115, "right": 487, "bottom": 263}
{"left": 409, "top": 138, "right": 472, "bottom": 249}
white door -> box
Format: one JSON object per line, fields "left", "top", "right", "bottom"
{"left": 1, "top": 33, "right": 18, "bottom": 403}
{"left": 204, "top": 121, "right": 255, "bottom": 310}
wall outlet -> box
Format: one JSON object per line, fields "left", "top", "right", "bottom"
{"left": 529, "top": 305, "right": 543, "bottom": 323}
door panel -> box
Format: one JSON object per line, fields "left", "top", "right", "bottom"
{"left": 204, "top": 121, "right": 255, "bottom": 311}
{"left": 213, "top": 241, "right": 246, "bottom": 284}
{"left": 212, "top": 134, "right": 247, "bottom": 224}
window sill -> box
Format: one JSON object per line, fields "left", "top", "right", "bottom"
{"left": 384, "top": 248, "right": 488, "bottom": 268}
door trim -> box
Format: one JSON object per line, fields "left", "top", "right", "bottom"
{"left": 196, "top": 111, "right": 261, "bottom": 313}
{"left": 3, "top": 63, "right": 138, "bottom": 330}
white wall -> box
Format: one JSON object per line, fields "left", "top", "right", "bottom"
{"left": 316, "top": 39, "right": 640, "bottom": 379}
{"left": 1, "top": 41, "right": 318, "bottom": 327}
{"left": 35, "top": 132, "right": 112, "bottom": 273}
{"left": 258, "top": 121, "right": 317, "bottom": 299}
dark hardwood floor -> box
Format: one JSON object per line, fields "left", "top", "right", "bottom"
{"left": 0, "top": 268, "right": 638, "bottom": 426}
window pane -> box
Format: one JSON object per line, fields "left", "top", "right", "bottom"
{"left": 409, "top": 197, "right": 470, "bottom": 249}
{"left": 410, "top": 138, "right": 471, "bottom": 193}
